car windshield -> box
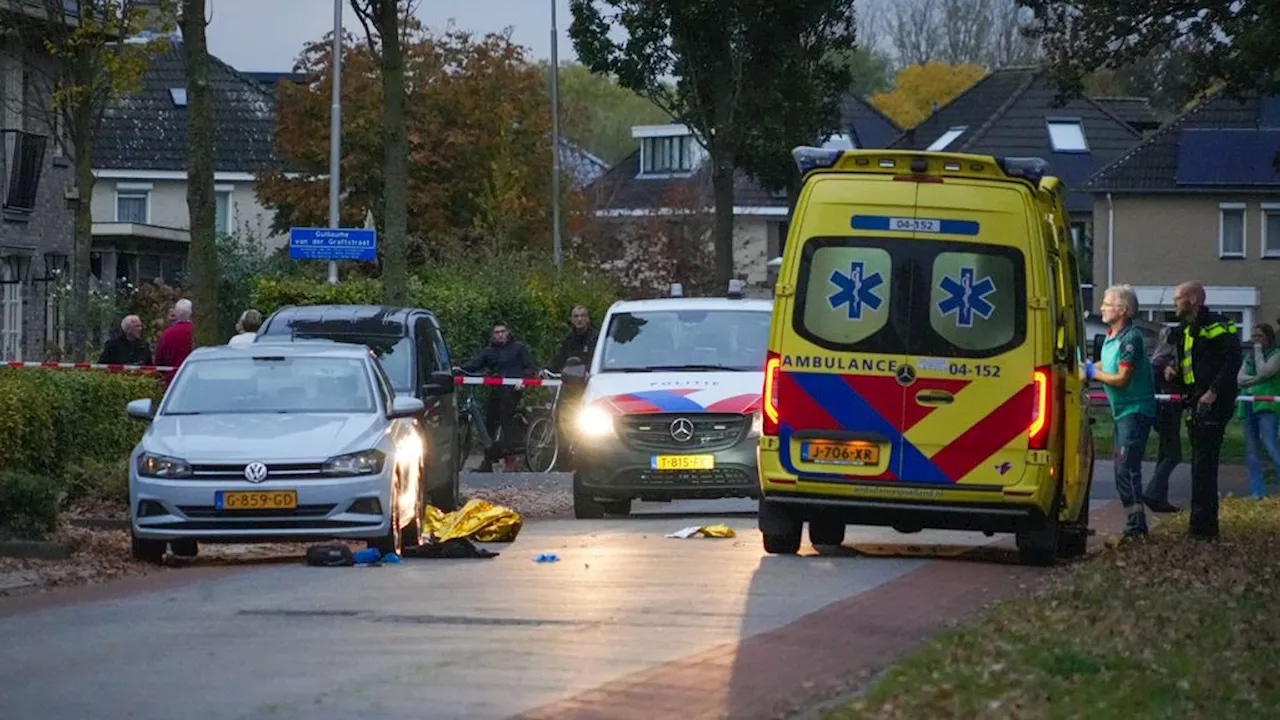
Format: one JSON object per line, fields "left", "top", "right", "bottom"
{"left": 599, "top": 309, "right": 771, "bottom": 372}
{"left": 291, "top": 334, "right": 414, "bottom": 391}
{"left": 162, "top": 356, "right": 376, "bottom": 415}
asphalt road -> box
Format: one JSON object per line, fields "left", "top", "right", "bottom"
{"left": 0, "top": 476, "right": 1123, "bottom": 720}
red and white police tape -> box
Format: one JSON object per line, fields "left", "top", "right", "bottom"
{"left": 3, "top": 361, "right": 564, "bottom": 386}
{"left": 3, "top": 361, "right": 175, "bottom": 373}
{"left": 1087, "top": 392, "right": 1275, "bottom": 403}
{"left": 454, "top": 375, "right": 562, "bottom": 388}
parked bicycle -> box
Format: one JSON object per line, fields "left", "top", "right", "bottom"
{"left": 453, "top": 368, "right": 559, "bottom": 472}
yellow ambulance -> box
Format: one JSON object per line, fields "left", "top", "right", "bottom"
{"left": 757, "top": 148, "right": 1094, "bottom": 566}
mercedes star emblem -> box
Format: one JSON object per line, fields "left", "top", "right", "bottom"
{"left": 669, "top": 417, "right": 695, "bottom": 443}
{"left": 895, "top": 363, "right": 917, "bottom": 387}
{"left": 243, "top": 461, "right": 269, "bottom": 483}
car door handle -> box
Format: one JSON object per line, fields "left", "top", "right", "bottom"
{"left": 915, "top": 390, "right": 955, "bottom": 406}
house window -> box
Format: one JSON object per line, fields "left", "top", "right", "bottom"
{"left": 1219, "top": 203, "right": 1245, "bottom": 258}
{"left": 2, "top": 130, "right": 47, "bottom": 212}
{"left": 927, "top": 126, "right": 966, "bottom": 151}
{"left": 115, "top": 186, "right": 150, "bottom": 224}
{"left": 169, "top": 87, "right": 187, "bottom": 106}
{"left": 1262, "top": 204, "right": 1280, "bottom": 258}
{"left": 1047, "top": 119, "right": 1089, "bottom": 152}
{"left": 0, "top": 262, "right": 22, "bottom": 361}
{"left": 640, "top": 135, "right": 694, "bottom": 175}
{"left": 215, "top": 189, "right": 233, "bottom": 235}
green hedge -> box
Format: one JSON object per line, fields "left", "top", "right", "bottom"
{"left": 0, "top": 472, "right": 63, "bottom": 540}
{"left": 250, "top": 260, "right": 621, "bottom": 365}
{"left": 0, "top": 368, "right": 163, "bottom": 478}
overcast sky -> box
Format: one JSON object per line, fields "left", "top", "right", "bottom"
{"left": 206, "top": 0, "right": 577, "bottom": 73}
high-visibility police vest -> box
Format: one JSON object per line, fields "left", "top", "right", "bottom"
{"left": 1181, "top": 318, "right": 1238, "bottom": 385}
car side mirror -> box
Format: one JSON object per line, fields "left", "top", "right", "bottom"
{"left": 562, "top": 356, "right": 588, "bottom": 385}
{"left": 421, "top": 370, "right": 456, "bottom": 397}
{"left": 126, "top": 398, "right": 154, "bottom": 421}
{"left": 389, "top": 395, "right": 426, "bottom": 419}
{"left": 1091, "top": 333, "right": 1105, "bottom": 362}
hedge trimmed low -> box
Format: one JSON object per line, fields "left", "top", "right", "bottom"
{"left": 249, "top": 258, "right": 621, "bottom": 365}
{"left": 0, "top": 368, "right": 162, "bottom": 478}
{"left": 0, "top": 472, "right": 64, "bottom": 540}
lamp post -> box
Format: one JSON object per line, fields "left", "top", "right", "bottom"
{"left": 328, "top": 0, "right": 343, "bottom": 284}
{"left": 550, "top": 0, "right": 563, "bottom": 270}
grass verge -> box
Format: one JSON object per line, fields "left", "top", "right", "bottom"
{"left": 823, "top": 497, "right": 1280, "bottom": 719}
{"left": 1090, "top": 408, "right": 1246, "bottom": 464}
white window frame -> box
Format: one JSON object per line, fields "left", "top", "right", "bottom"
{"left": 1219, "top": 202, "right": 1246, "bottom": 259}
{"left": 1261, "top": 203, "right": 1280, "bottom": 258}
{"left": 215, "top": 184, "right": 235, "bottom": 236}
{"left": 1046, "top": 118, "right": 1089, "bottom": 152}
{"left": 639, "top": 135, "right": 694, "bottom": 176}
{"left": 0, "top": 261, "right": 23, "bottom": 362}
{"left": 927, "top": 126, "right": 966, "bottom": 151}
{"left": 114, "top": 182, "right": 153, "bottom": 224}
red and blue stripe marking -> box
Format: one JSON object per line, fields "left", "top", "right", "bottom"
{"left": 595, "top": 389, "right": 761, "bottom": 415}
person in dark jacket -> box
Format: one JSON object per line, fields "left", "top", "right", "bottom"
{"left": 547, "top": 305, "right": 598, "bottom": 373}
{"left": 456, "top": 322, "right": 536, "bottom": 472}
{"left": 98, "top": 315, "right": 153, "bottom": 365}
{"left": 1145, "top": 325, "right": 1183, "bottom": 513}
{"left": 1169, "top": 281, "right": 1243, "bottom": 539}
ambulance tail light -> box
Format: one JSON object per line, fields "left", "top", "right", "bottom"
{"left": 762, "top": 351, "right": 782, "bottom": 436}
{"left": 1028, "top": 366, "right": 1051, "bottom": 450}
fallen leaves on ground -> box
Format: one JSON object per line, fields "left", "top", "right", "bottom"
{"left": 466, "top": 484, "right": 573, "bottom": 519}
{"left": 824, "top": 497, "right": 1280, "bottom": 719}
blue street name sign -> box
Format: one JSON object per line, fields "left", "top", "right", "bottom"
{"left": 289, "top": 227, "right": 378, "bottom": 262}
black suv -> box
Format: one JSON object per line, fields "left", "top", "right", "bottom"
{"left": 256, "top": 305, "right": 462, "bottom": 509}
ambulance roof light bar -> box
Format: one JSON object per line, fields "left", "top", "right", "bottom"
{"left": 792, "top": 146, "right": 843, "bottom": 174}
{"left": 996, "top": 156, "right": 1050, "bottom": 185}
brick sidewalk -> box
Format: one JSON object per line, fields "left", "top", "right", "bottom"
{"left": 517, "top": 502, "right": 1127, "bottom": 720}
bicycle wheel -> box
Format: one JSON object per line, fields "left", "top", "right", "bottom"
{"left": 523, "top": 413, "right": 559, "bottom": 473}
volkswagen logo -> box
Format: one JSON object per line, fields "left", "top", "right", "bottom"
{"left": 669, "top": 417, "right": 695, "bottom": 443}
{"left": 243, "top": 462, "right": 269, "bottom": 483}
{"left": 895, "top": 363, "right": 917, "bottom": 387}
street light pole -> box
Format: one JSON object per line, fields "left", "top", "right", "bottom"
{"left": 550, "top": 0, "right": 563, "bottom": 270}
{"left": 328, "top": 0, "right": 342, "bottom": 284}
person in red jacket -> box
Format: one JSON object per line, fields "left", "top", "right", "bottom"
{"left": 155, "top": 298, "right": 194, "bottom": 369}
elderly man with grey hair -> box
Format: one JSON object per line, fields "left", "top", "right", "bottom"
{"left": 1081, "top": 284, "right": 1157, "bottom": 540}
{"left": 155, "top": 298, "right": 195, "bottom": 368}
{"left": 98, "top": 314, "right": 152, "bottom": 365}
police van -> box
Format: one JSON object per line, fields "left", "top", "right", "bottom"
{"left": 564, "top": 282, "right": 772, "bottom": 518}
{"left": 757, "top": 148, "right": 1094, "bottom": 565}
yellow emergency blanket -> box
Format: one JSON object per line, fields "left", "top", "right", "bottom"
{"left": 665, "top": 523, "right": 737, "bottom": 539}
{"left": 422, "top": 499, "right": 523, "bottom": 543}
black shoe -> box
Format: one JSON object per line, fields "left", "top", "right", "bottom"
{"left": 1143, "top": 497, "right": 1181, "bottom": 514}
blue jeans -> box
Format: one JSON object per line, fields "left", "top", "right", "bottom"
{"left": 1242, "top": 407, "right": 1280, "bottom": 497}
{"left": 1113, "top": 413, "right": 1152, "bottom": 534}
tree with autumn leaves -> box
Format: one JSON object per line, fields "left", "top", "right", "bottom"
{"left": 257, "top": 21, "right": 558, "bottom": 267}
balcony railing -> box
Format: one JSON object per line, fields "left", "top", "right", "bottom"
{"left": 2, "top": 129, "right": 49, "bottom": 215}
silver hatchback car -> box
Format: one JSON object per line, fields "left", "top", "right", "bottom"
{"left": 126, "top": 342, "right": 426, "bottom": 562}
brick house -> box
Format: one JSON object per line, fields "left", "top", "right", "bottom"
{"left": 0, "top": 7, "right": 76, "bottom": 361}
{"left": 1085, "top": 91, "right": 1280, "bottom": 338}
{"left": 584, "top": 94, "right": 901, "bottom": 287}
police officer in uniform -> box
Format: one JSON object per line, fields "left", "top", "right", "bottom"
{"left": 1168, "top": 281, "right": 1242, "bottom": 539}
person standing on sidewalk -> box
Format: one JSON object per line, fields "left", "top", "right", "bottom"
{"left": 1237, "top": 323, "right": 1280, "bottom": 498}
{"left": 1169, "top": 281, "right": 1242, "bottom": 540}
{"left": 1145, "top": 325, "right": 1183, "bottom": 513}
{"left": 1082, "top": 285, "right": 1157, "bottom": 540}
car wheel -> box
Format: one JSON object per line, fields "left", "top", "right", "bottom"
{"left": 1017, "top": 482, "right": 1063, "bottom": 567}
{"left": 1059, "top": 474, "right": 1092, "bottom": 559}
{"left": 369, "top": 481, "right": 403, "bottom": 557}
{"left": 808, "top": 519, "right": 845, "bottom": 547}
{"left": 759, "top": 499, "right": 801, "bottom": 555}
{"left": 428, "top": 467, "right": 461, "bottom": 511}
{"left": 169, "top": 538, "right": 199, "bottom": 558}
{"left": 131, "top": 533, "right": 166, "bottom": 564}
{"left": 572, "top": 472, "right": 605, "bottom": 519}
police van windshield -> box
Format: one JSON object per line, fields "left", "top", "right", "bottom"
{"left": 600, "top": 309, "right": 770, "bottom": 372}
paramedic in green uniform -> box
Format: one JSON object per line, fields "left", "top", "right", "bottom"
{"left": 1082, "top": 284, "right": 1157, "bottom": 539}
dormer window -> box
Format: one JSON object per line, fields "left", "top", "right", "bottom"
{"left": 640, "top": 134, "right": 694, "bottom": 175}
{"left": 169, "top": 87, "right": 187, "bottom": 106}
{"left": 1047, "top": 118, "right": 1088, "bottom": 152}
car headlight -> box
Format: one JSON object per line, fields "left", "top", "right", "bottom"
{"left": 575, "top": 405, "right": 616, "bottom": 439}
{"left": 136, "top": 452, "right": 193, "bottom": 479}
{"left": 749, "top": 410, "right": 763, "bottom": 438}
{"left": 323, "top": 449, "right": 386, "bottom": 476}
